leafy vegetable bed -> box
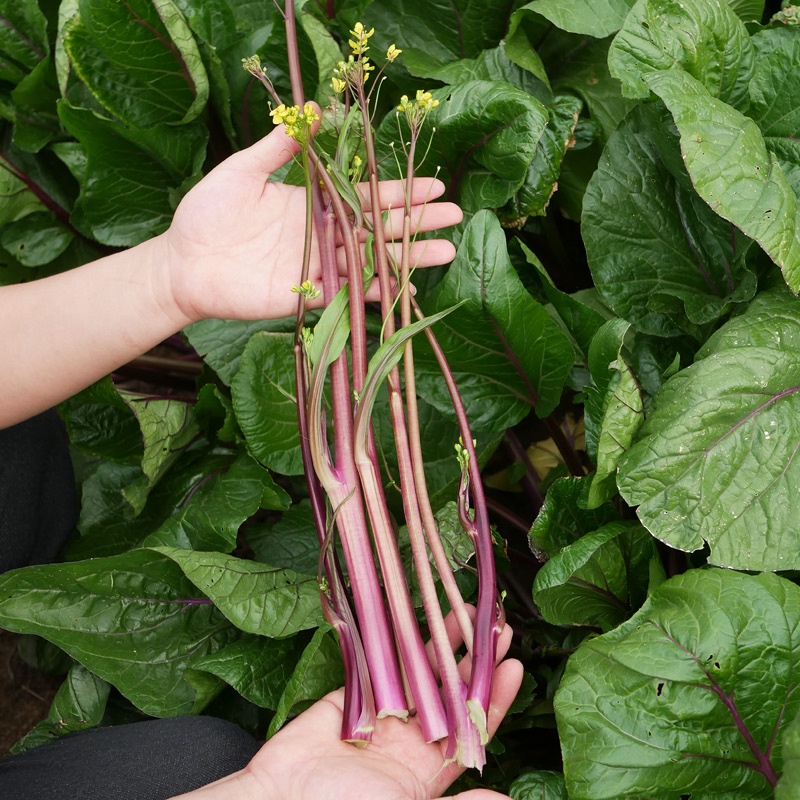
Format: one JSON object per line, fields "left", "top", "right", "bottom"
{"left": 1, "top": 0, "right": 799, "bottom": 797}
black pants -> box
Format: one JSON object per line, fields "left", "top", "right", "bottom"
{"left": 0, "top": 412, "right": 260, "bottom": 799}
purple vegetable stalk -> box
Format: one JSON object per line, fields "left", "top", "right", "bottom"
{"left": 246, "top": 1, "right": 502, "bottom": 768}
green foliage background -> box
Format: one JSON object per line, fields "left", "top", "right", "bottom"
{"left": 1, "top": 0, "right": 800, "bottom": 796}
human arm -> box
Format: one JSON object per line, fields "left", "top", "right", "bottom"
{"left": 0, "top": 112, "right": 461, "bottom": 428}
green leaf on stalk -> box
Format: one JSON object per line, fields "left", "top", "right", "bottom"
{"left": 232, "top": 331, "right": 303, "bottom": 476}
{"left": 121, "top": 396, "right": 201, "bottom": 515}
{"left": 10, "top": 55, "right": 61, "bottom": 153}
{"left": 777, "top": 707, "right": 800, "bottom": 800}
{"left": 608, "top": 0, "right": 755, "bottom": 110}
{"left": 154, "top": 548, "right": 324, "bottom": 638}
{"left": 554, "top": 569, "right": 799, "bottom": 799}
{"left": 646, "top": 69, "right": 800, "bottom": 293}
{"left": 11, "top": 663, "right": 110, "bottom": 754}
{"left": 190, "top": 632, "right": 309, "bottom": 710}
{"left": 514, "top": 0, "right": 636, "bottom": 38}
{"left": 267, "top": 625, "right": 344, "bottom": 737}
{"left": 415, "top": 211, "right": 574, "bottom": 430}
{"left": 64, "top": 0, "right": 208, "bottom": 128}
{"left": 308, "top": 282, "right": 351, "bottom": 371}
{"left": 57, "top": 102, "right": 207, "bottom": 246}
{"left": 618, "top": 288, "right": 800, "bottom": 571}
{"left": 509, "top": 770, "right": 569, "bottom": 800}
{"left": 532, "top": 520, "right": 656, "bottom": 631}
{"left": 583, "top": 319, "right": 645, "bottom": 507}
{"left": 0, "top": 549, "right": 236, "bottom": 717}
{"left": 357, "top": 303, "right": 464, "bottom": 424}
{"left": 583, "top": 102, "right": 756, "bottom": 337}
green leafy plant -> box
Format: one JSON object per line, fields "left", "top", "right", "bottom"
{"left": 1, "top": 0, "right": 800, "bottom": 797}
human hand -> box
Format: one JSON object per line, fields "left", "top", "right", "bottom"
{"left": 161, "top": 105, "right": 462, "bottom": 324}
{"left": 242, "top": 622, "right": 523, "bottom": 800}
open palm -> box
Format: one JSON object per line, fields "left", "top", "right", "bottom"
{"left": 244, "top": 626, "right": 523, "bottom": 800}
{"left": 163, "top": 112, "right": 462, "bottom": 324}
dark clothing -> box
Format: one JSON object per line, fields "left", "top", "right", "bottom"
{"left": 0, "top": 412, "right": 259, "bottom": 799}
{"left": 0, "top": 716, "right": 260, "bottom": 800}
{"left": 0, "top": 410, "right": 78, "bottom": 573}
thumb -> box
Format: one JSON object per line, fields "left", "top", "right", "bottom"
{"left": 242, "top": 100, "right": 322, "bottom": 174}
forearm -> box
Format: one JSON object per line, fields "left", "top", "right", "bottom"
{"left": 0, "top": 233, "right": 193, "bottom": 428}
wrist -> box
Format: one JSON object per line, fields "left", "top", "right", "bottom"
{"left": 146, "top": 231, "right": 201, "bottom": 329}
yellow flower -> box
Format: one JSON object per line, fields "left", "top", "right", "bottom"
{"left": 331, "top": 76, "right": 347, "bottom": 93}
{"left": 348, "top": 21, "right": 375, "bottom": 55}
{"left": 386, "top": 44, "right": 402, "bottom": 62}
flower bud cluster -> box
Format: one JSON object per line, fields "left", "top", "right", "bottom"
{"left": 270, "top": 102, "right": 319, "bottom": 141}
{"left": 291, "top": 279, "right": 322, "bottom": 300}
{"left": 397, "top": 90, "right": 439, "bottom": 132}
{"left": 331, "top": 22, "right": 401, "bottom": 95}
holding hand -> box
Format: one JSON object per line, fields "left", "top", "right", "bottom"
{"left": 162, "top": 105, "right": 462, "bottom": 323}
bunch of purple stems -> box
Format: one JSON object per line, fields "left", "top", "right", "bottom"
{"left": 246, "top": 2, "right": 503, "bottom": 770}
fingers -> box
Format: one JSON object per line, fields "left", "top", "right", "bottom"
{"left": 437, "top": 791, "right": 514, "bottom": 800}
{"left": 455, "top": 622, "right": 514, "bottom": 683}
{"left": 335, "top": 238, "right": 456, "bottom": 273}
{"left": 355, "top": 177, "right": 447, "bottom": 210}
{"left": 336, "top": 202, "right": 463, "bottom": 245}
{"left": 425, "top": 605, "right": 477, "bottom": 681}
{"left": 233, "top": 101, "right": 323, "bottom": 174}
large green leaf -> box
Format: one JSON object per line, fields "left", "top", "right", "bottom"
{"left": 59, "top": 377, "right": 144, "bottom": 464}
{"left": 155, "top": 548, "right": 324, "bottom": 637}
{"left": 583, "top": 102, "right": 756, "bottom": 337}
{"left": 11, "top": 663, "right": 110, "bottom": 754}
{"left": 183, "top": 317, "right": 297, "bottom": 385}
{"left": 231, "top": 331, "right": 303, "bottom": 476}
{"left": 515, "top": 0, "right": 636, "bottom": 38}
{"left": 500, "top": 95, "right": 583, "bottom": 225}
{"left": 0, "top": 210, "right": 73, "bottom": 266}
{"left": 748, "top": 28, "right": 800, "bottom": 197}
{"left": 532, "top": 520, "right": 656, "bottom": 632}
{"left": 647, "top": 69, "right": 800, "bottom": 293}
{"left": 362, "top": 0, "right": 510, "bottom": 77}
{"left": 618, "top": 289, "right": 800, "bottom": 571}
{"left": 64, "top": 0, "right": 208, "bottom": 128}
{"left": 267, "top": 625, "right": 344, "bottom": 736}
{"left": 777, "top": 707, "right": 800, "bottom": 800}
{"left": 58, "top": 102, "right": 207, "bottom": 246}
{"left": 415, "top": 211, "right": 573, "bottom": 430}
{"left": 0, "top": 550, "right": 235, "bottom": 717}
{"left": 144, "top": 453, "right": 287, "bottom": 552}
{"left": 190, "top": 632, "right": 309, "bottom": 710}
{"left": 608, "top": 0, "right": 755, "bottom": 110}
{"left": 554, "top": 569, "right": 800, "bottom": 799}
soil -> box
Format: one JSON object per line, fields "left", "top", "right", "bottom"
{"left": 0, "top": 629, "right": 61, "bottom": 758}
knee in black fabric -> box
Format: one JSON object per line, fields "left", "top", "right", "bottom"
{"left": 0, "top": 716, "right": 261, "bottom": 800}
